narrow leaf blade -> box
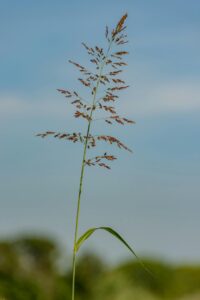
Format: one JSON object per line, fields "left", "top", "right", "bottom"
{"left": 75, "top": 226, "right": 152, "bottom": 276}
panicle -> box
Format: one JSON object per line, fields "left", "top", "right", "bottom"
{"left": 37, "top": 13, "right": 134, "bottom": 171}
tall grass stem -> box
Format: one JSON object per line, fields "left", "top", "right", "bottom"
{"left": 71, "top": 41, "right": 113, "bottom": 300}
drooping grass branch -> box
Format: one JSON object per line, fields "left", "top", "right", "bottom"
{"left": 36, "top": 13, "right": 151, "bottom": 300}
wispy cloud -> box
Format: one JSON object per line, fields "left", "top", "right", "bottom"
{"left": 123, "top": 80, "right": 200, "bottom": 117}
{"left": 0, "top": 94, "right": 73, "bottom": 119}
{"left": 1, "top": 80, "right": 200, "bottom": 120}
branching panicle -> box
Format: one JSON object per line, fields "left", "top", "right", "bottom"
{"left": 40, "top": 13, "right": 134, "bottom": 156}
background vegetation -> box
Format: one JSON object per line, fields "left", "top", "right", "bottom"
{"left": 0, "top": 235, "right": 200, "bottom": 300}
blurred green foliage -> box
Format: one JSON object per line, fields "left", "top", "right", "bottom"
{"left": 0, "top": 236, "right": 200, "bottom": 299}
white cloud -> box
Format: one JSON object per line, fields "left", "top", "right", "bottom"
{"left": 0, "top": 94, "right": 73, "bottom": 118}
{"left": 1, "top": 81, "right": 200, "bottom": 120}
{"left": 122, "top": 80, "right": 200, "bottom": 117}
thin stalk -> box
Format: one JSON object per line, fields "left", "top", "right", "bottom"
{"left": 71, "top": 39, "right": 113, "bottom": 300}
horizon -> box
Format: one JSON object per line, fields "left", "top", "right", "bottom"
{"left": 0, "top": 0, "right": 200, "bottom": 264}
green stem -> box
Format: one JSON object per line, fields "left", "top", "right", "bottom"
{"left": 71, "top": 39, "right": 113, "bottom": 300}
{"left": 71, "top": 117, "right": 92, "bottom": 300}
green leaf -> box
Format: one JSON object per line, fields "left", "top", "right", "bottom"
{"left": 75, "top": 226, "right": 153, "bottom": 276}
{"left": 75, "top": 228, "right": 97, "bottom": 252}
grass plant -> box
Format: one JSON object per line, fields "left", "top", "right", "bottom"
{"left": 37, "top": 13, "right": 141, "bottom": 300}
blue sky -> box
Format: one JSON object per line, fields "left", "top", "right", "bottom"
{"left": 0, "top": 0, "right": 200, "bottom": 264}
